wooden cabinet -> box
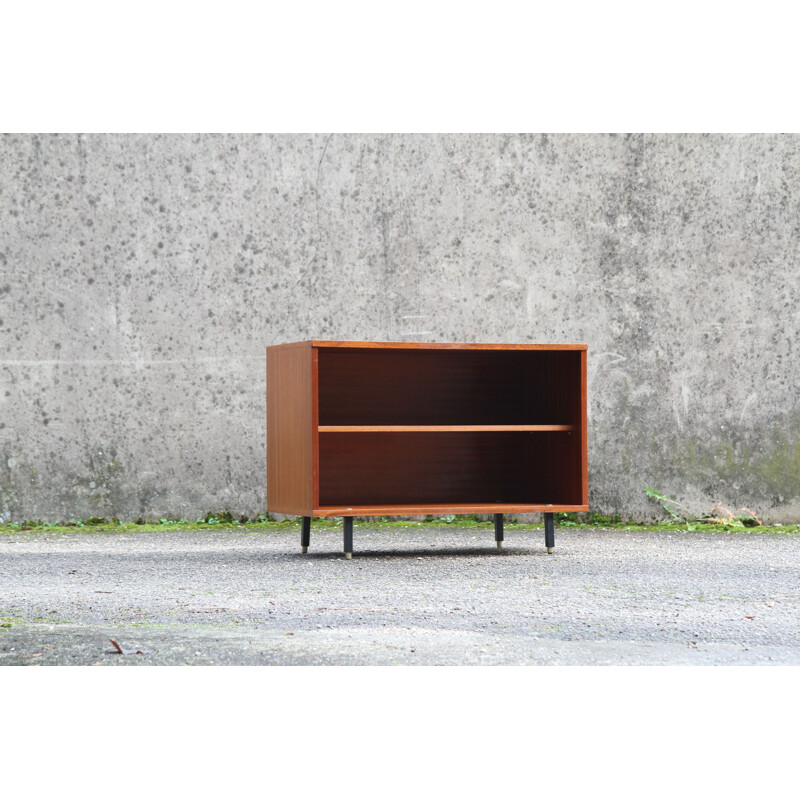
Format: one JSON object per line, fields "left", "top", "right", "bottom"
{"left": 267, "top": 340, "right": 588, "bottom": 557}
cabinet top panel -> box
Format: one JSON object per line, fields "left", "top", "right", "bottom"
{"left": 269, "top": 340, "right": 588, "bottom": 351}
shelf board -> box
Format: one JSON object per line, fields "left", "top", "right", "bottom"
{"left": 313, "top": 503, "right": 590, "bottom": 517}
{"left": 318, "top": 424, "right": 574, "bottom": 433}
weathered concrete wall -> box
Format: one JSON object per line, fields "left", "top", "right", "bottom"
{"left": 1, "top": 133, "right": 799, "bottom": 522}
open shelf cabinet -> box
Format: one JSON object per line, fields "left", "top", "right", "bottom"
{"left": 266, "top": 340, "right": 588, "bottom": 556}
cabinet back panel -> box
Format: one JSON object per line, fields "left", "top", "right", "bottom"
{"left": 318, "top": 348, "right": 581, "bottom": 426}
{"left": 319, "top": 431, "right": 581, "bottom": 506}
{"left": 525, "top": 431, "right": 584, "bottom": 506}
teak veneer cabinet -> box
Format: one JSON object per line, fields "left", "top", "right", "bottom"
{"left": 266, "top": 340, "right": 588, "bottom": 558}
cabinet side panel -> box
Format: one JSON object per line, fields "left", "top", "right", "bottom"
{"left": 581, "top": 348, "right": 589, "bottom": 506}
{"left": 266, "top": 344, "right": 313, "bottom": 515}
{"left": 311, "top": 347, "right": 320, "bottom": 508}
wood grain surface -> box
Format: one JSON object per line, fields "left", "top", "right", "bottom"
{"left": 266, "top": 342, "right": 314, "bottom": 515}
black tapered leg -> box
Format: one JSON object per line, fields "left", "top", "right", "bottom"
{"left": 494, "top": 513, "right": 504, "bottom": 548}
{"left": 544, "top": 512, "right": 555, "bottom": 554}
{"left": 343, "top": 516, "right": 353, "bottom": 559}
{"left": 301, "top": 516, "right": 311, "bottom": 553}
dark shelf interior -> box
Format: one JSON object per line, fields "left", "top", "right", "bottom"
{"left": 317, "top": 348, "right": 583, "bottom": 508}
{"left": 318, "top": 348, "right": 582, "bottom": 427}
{"left": 319, "top": 431, "right": 582, "bottom": 507}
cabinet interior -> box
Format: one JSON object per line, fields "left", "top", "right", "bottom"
{"left": 317, "top": 348, "right": 583, "bottom": 508}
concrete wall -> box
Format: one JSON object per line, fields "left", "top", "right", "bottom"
{"left": 2, "top": 133, "right": 799, "bottom": 522}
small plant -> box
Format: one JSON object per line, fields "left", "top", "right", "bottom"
{"left": 702, "top": 502, "right": 763, "bottom": 528}
{"left": 85, "top": 516, "right": 107, "bottom": 525}
{"left": 585, "top": 512, "right": 623, "bottom": 526}
{"left": 198, "top": 511, "right": 235, "bottom": 525}
{"left": 644, "top": 487, "right": 694, "bottom": 526}
{"left": 645, "top": 488, "right": 763, "bottom": 529}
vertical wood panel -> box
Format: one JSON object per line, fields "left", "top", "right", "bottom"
{"left": 266, "top": 342, "right": 313, "bottom": 515}
{"left": 311, "top": 347, "right": 319, "bottom": 508}
{"left": 581, "top": 348, "right": 589, "bottom": 506}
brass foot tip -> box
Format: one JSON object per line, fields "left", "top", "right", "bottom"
{"left": 345, "top": 552, "right": 352, "bottom": 559}
{"left": 496, "top": 541, "right": 503, "bottom": 548}
{"left": 301, "top": 546, "right": 308, "bottom": 553}
{"left": 547, "top": 547, "right": 554, "bottom": 554}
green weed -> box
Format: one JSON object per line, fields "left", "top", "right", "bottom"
{"left": 645, "top": 487, "right": 764, "bottom": 530}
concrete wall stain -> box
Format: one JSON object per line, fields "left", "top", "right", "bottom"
{"left": 1, "top": 133, "right": 799, "bottom": 522}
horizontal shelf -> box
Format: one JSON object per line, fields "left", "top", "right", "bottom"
{"left": 312, "top": 503, "right": 590, "bottom": 517}
{"left": 318, "top": 424, "right": 575, "bottom": 433}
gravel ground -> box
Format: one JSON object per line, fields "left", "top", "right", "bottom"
{"left": 1, "top": 524, "right": 798, "bottom": 665}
